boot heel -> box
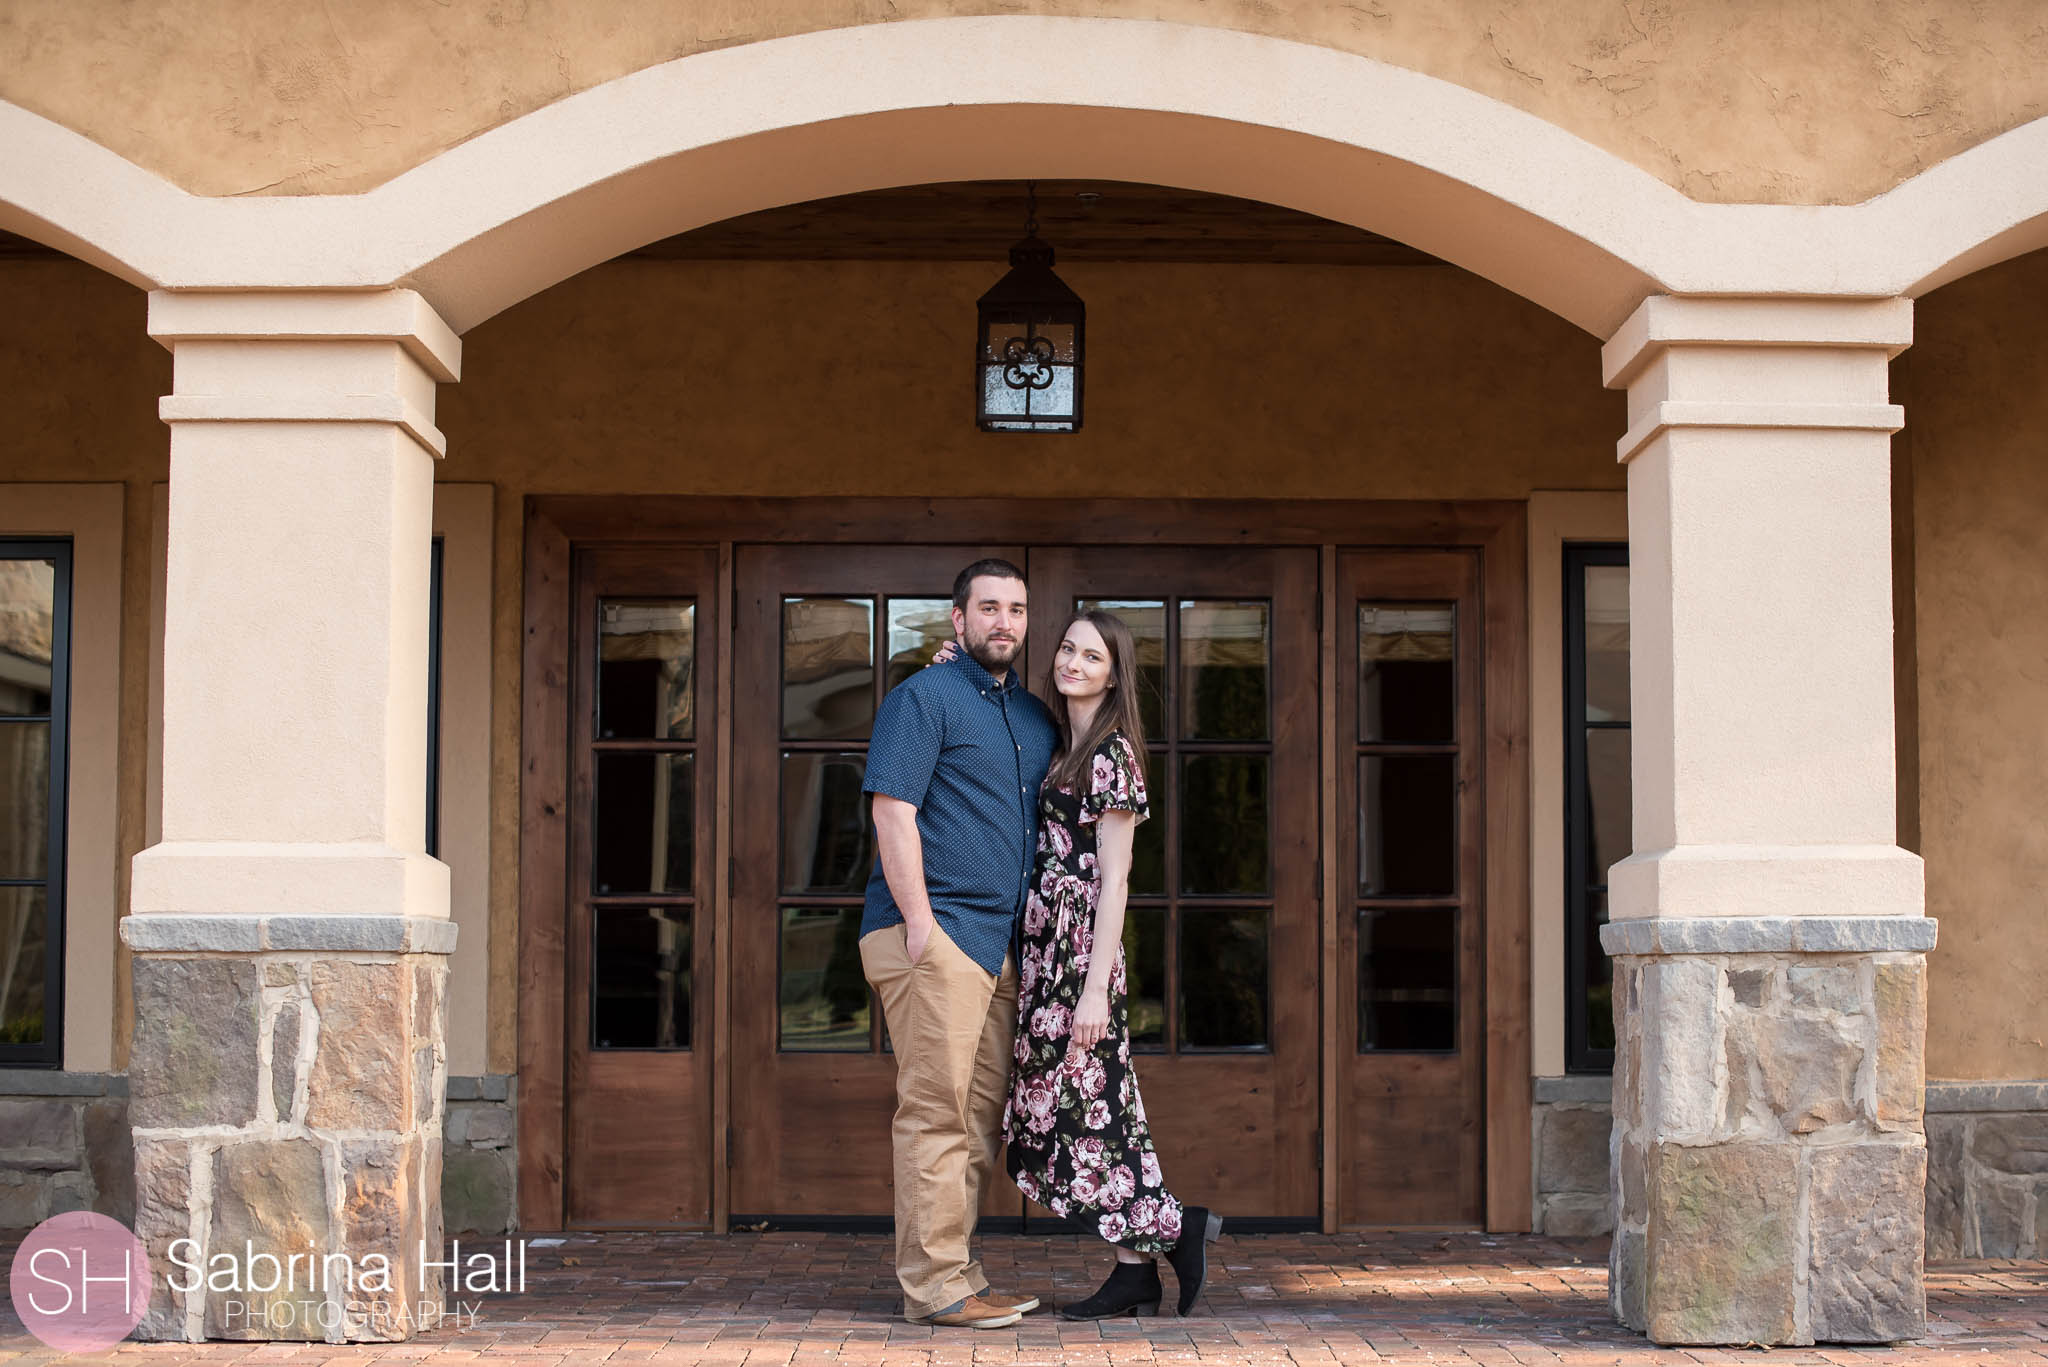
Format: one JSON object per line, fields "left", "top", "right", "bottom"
{"left": 1134, "top": 1299, "right": 1162, "bottom": 1317}
{"left": 1202, "top": 1211, "right": 1223, "bottom": 1243}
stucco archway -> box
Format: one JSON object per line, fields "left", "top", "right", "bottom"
{"left": 7, "top": 19, "right": 2048, "bottom": 336}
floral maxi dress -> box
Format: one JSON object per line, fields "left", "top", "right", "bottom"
{"left": 1003, "top": 732, "right": 1185, "bottom": 1254}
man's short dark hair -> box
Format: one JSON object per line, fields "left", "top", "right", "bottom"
{"left": 953, "top": 558, "right": 1028, "bottom": 610}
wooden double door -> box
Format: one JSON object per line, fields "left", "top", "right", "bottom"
{"left": 558, "top": 538, "right": 1489, "bottom": 1228}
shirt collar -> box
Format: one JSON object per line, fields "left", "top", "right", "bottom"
{"left": 948, "top": 648, "right": 1020, "bottom": 696}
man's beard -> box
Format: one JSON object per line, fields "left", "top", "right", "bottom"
{"left": 963, "top": 626, "right": 1020, "bottom": 674}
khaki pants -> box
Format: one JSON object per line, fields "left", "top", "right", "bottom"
{"left": 860, "top": 922, "right": 1018, "bottom": 1319}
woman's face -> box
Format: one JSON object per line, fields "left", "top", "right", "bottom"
{"left": 1053, "top": 619, "right": 1114, "bottom": 703}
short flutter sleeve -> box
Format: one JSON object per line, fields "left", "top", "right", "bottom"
{"left": 1078, "top": 732, "right": 1150, "bottom": 826}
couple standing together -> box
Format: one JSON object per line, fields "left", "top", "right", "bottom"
{"left": 857, "top": 558, "right": 1222, "bottom": 1328}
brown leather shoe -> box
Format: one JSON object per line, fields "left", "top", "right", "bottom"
{"left": 977, "top": 1290, "right": 1041, "bottom": 1315}
{"left": 921, "top": 1294, "right": 1025, "bottom": 1329}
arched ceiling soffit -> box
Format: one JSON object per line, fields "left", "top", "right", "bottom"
{"left": 1, "top": 19, "right": 2046, "bottom": 338}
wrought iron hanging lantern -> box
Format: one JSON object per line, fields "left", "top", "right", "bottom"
{"left": 976, "top": 183, "right": 1084, "bottom": 432}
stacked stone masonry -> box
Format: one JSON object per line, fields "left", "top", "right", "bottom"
{"left": 1531, "top": 1076, "right": 1615, "bottom": 1237}
{"left": 0, "top": 1072, "right": 133, "bottom": 1227}
{"left": 1924, "top": 1081, "right": 2048, "bottom": 1259}
{"left": 442, "top": 1075, "right": 517, "bottom": 1238}
{"left": 1604, "top": 916, "right": 1934, "bottom": 1348}
{"left": 0, "top": 1072, "right": 516, "bottom": 1240}
{"left": 121, "top": 915, "right": 455, "bottom": 1344}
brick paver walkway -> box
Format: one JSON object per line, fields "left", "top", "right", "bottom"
{"left": 4, "top": 1232, "right": 2044, "bottom": 1365}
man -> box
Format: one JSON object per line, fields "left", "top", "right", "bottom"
{"left": 859, "top": 558, "right": 1058, "bottom": 1329}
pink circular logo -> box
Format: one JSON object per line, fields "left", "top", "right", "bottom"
{"left": 9, "top": 1212, "right": 152, "bottom": 1351}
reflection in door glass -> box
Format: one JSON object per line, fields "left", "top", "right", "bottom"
{"left": 783, "top": 598, "right": 875, "bottom": 739}
{"left": 1583, "top": 567, "right": 1630, "bottom": 722}
{"left": 780, "top": 907, "right": 871, "bottom": 1051}
{"left": 1585, "top": 891, "right": 1613, "bottom": 1052}
{"left": 1129, "top": 751, "right": 1167, "bottom": 896}
{"left": 780, "top": 753, "right": 872, "bottom": 894}
{"left": 1180, "top": 600, "right": 1269, "bottom": 740}
{"left": 0, "top": 558, "right": 54, "bottom": 717}
{"left": 0, "top": 888, "right": 47, "bottom": 1047}
{"left": 1078, "top": 600, "right": 1165, "bottom": 739}
{"left": 592, "top": 753, "right": 694, "bottom": 894}
{"left": 592, "top": 907, "right": 692, "bottom": 1049}
{"left": 1358, "top": 756, "right": 1456, "bottom": 896}
{"left": 1122, "top": 907, "right": 1166, "bottom": 1049}
{"left": 597, "top": 600, "right": 695, "bottom": 739}
{"left": 1180, "top": 754, "right": 1270, "bottom": 894}
{"left": 0, "top": 724, "right": 50, "bottom": 879}
{"left": 1358, "top": 907, "right": 1455, "bottom": 1051}
{"left": 884, "top": 598, "right": 956, "bottom": 693}
{"left": 1584, "top": 729, "right": 1632, "bottom": 885}
{"left": 1180, "top": 909, "right": 1269, "bottom": 1049}
{"left": 1358, "top": 604, "right": 1454, "bottom": 743}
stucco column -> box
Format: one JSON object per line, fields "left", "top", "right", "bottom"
{"left": 122, "top": 291, "right": 460, "bottom": 1343}
{"left": 1601, "top": 296, "right": 1934, "bottom": 1346}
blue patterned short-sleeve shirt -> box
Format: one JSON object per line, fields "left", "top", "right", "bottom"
{"left": 862, "top": 650, "right": 1058, "bottom": 975}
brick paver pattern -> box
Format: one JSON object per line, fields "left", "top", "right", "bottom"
{"left": 4, "top": 1232, "right": 2044, "bottom": 1366}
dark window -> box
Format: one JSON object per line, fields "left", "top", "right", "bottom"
{"left": 0, "top": 540, "right": 70, "bottom": 1068}
{"left": 1355, "top": 603, "right": 1459, "bottom": 1053}
{"left": 591, "top": 598, "right": 698, "bottom": 1050}
{"left": 1565, "top": 544, "right": 1629, "bottom": 1073}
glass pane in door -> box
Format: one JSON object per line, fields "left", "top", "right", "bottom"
{"left": 598, "top": 600, "right": 696, "bottom": 739}
{"left": 592, "top": 907, "right": 693, "bottom": 1049}
{"left": 1181, "top": 754, "right": 1270, "bottom": 894}
{"left": 884, "top": 598, "right": 956, "bottom": 692}
{"left": 780, "top": 752, "right": 872, "bottom": 893}
{"left": 1357, "top": 755, "right": 1456, "bottom": 896}
{"left": 783, "top": 597, "right": 875, "bottom": 738}
{"left": 1358, "top": 605, "right": 1454, "bottom": 743}
{"left": 1180, "top": 600, "right": 1269, "bottom": 740}
{"left": 1180, "top": 908, "right": 1269, "bottom": 1049}
{"left": 0, "top": 886, "right": 47, "bottom": 1046}
{"left": 592, "top": 753, "right": 695, "bottom": 894}
{"left": 779, "top": 907, "right": 871, "bottom": 1051}
{"left": 1358, "top": 907, "right": 1456, "bottom": 1051}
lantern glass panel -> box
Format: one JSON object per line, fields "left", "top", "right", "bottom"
{"left": 981, "top": 317, "right": 1028, "bottom": 364}
{"left": 1037, "top": 320, "right": 1078, "bottom": 363}
{"left": 981, "top": 365, "right": 1030, "bottom": 420}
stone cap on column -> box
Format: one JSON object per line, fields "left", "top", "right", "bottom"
{"left": 1601, "top": 914, "right": 1937, "bottom": 956}
{"left": 1601, "top": 295, "right": 1913, "bottom": 463}
{"left": 120, "top": 912, "right": 458, "bottom": 955}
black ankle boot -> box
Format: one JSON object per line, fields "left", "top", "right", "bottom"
{"left": 1165, "top": 1206, "right": 1223, "bottom": 1315}
{"left": 1058, "top": 1259, "right": 1162, "bottom": 1320}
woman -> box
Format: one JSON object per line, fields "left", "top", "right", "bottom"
{"left": 947, "top": 610, "right": 1221, "bottom": 1318}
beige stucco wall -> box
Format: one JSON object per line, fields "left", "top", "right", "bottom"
{"left": 1907, "top": 245, "right": 2048, "bottom": 1082}
{"left": 2, "top": 2, "right": 2045, "bottom": 207}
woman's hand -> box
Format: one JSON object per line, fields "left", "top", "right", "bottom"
{"left": 929, "top": 639, "right": 960, "bottom": 667}
{"left": 1070, "top": 986, "right": 1111, "bottom": 1053}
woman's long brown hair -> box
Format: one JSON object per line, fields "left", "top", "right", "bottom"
{"left": 1042, "top": 609, "right": 1150, "bottom": 794}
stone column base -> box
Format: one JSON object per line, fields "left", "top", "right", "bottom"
{"left": 1603, "top": 915, "right": 1935, "bottom": 1347}
{"left": 121, "top": 914, "right": 454, "bottom": 1343}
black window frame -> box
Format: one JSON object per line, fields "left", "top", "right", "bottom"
{"left": 1564, "top": 542, "right": 1627, "bottom": 1074}
{"left": 0, "top": 538, "right": 72, "bottom": 1069}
